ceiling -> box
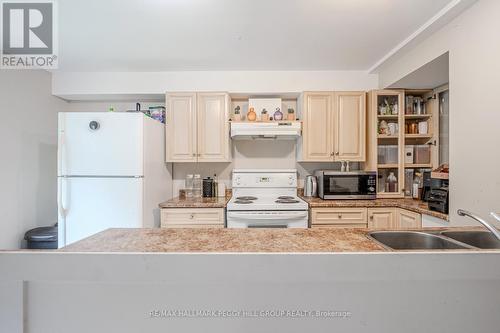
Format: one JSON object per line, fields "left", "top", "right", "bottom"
{"left": 57, "top": 0, "right": 457, "bottom": 72}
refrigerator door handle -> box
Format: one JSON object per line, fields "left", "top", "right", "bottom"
{"left": 58, "top": 177, "right": 68, "bottom": 246}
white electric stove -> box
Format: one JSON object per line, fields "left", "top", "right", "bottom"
{"left": 226, "top": 169, "right": 309, "bottom": 228}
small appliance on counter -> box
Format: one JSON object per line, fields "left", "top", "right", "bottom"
{"left": 314, "top": 170, "right": 377, "bottom": 200}
{"left": 428, "top": 186, "right": 449, "bottom": 214}
{"left": 421, "top": 171, "right": 449, "bottom": 202}
{"left": 304, "top": 175, "right": 317, "bottom": 197}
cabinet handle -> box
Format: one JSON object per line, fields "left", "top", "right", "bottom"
{"left": 338, "top": 214, "right": 342, "bottom": 219}
{"left": 190, "top": 214, "right": 194, "bottom": 219}
{"left": 336, "top": 152, "right": 339, "bottom": 156}
{"left": 192, "top": 153, "right": 195, "bottom": 157}
{"left": 369, "top": 215, "right": 374, "bottom": 220}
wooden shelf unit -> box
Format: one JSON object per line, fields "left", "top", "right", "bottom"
{"left": 366, "top": 89, "right": 439, "bottom": 198}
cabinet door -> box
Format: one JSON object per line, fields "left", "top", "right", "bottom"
{"left": 334, "top": 91, "right": 366, "bottom": 161}
{"left": 397, "top": 209, "right": 422, "bottom": 229}
{"left": 368, "top": 208, "right": 397, "bottom": 229}
{"left": 197, "top": 93, "right": 230, "bottom": 162}
{"left": 301, "top": 92, "right": 334, "bottom": 161}
{"left": 311, "top": 208, "right": 368, "bottom": 228}
{"left": 166, "top": 93, "right": 197, "bottom": 162}
{"left": 161, "top": 208, "right": 225, "bottom": 227}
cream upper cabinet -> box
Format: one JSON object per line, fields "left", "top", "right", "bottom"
{"left": 166, "top": 93, "right": 197, "bottom": 162}
{"left": 197, "top": 93, "right": 230, "bottom": 162}
{"left": 166, "top": 92, "right": 231, "bottom": 163}
{"left": 368, "top": 208, "right": 397, "bottom": 229}
{"left": 298, "top": 91, "right": 366, "bottom": 162}
{"left": 300, "top": 92, "right": 334, "bottom": 162}
{"left": 334, "top": 91, "right": 366, "bottom": 161}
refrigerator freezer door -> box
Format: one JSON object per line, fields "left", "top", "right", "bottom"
{"left": 58, "top": 112, "right": 143, "bottom": 176}
{"left": 58, "top": 177, "right": 143, "bottom": 247}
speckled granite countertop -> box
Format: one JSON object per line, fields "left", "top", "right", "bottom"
{"left": 159, "top": 196, "right": 231, "bottom": 208}
{"left": 60, "top": 228, "right": 386, "bottom": 253}
{"left": 301, "top": 197, "right": 449, "bottom": 221}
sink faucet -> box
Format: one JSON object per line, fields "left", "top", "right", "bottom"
{"left": 457, "top": 209, "right": 500, "bottom": 241}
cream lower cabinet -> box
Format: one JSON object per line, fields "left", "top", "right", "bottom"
{"left": 397, "top": 209, "right": 422, "bottom": 229}
{"left": 161, "top": 208, "right": 225, "bottom": 228}
{"left": 311, "top": 208, "right": 368, "bottom": 228}
{"left": 166, "top": 92, "right": 231, "bottom": 162}
{"left": 367, "top": 208, "right": 397, "bottom": 229}
{"left": 298, "top": 91, "right": 366, "bottom": 162}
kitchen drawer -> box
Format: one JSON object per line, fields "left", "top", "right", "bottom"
{"left": 311, "top": 208, "right": 368, "bottom": 227}
{"left": 161, "top": 208, "right": 224, "bottom": 227}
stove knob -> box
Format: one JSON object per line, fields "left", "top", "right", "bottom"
{"left": 288, "top": 175, "right": 294, "bottom": 185}
{"left": 235, "top": 177, "right": 241, "bottom": 185}
{"left": 369, "top": 187, "right": 375, "bottom": 192}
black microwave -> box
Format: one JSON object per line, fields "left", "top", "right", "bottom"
{"left": 314, "top": 170, "right": 377, "bottom": 200}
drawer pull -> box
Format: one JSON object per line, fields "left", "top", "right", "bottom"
{"left": 190, "top": 214, "right": 194, "bottom": 219}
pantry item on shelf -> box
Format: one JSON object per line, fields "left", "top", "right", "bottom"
{"left": 261, "top": 108, "right": 269, "bottom": 122}
{"left": 386, "top": 172, "right": 398, "bottom": 193}
{"left": 273, "top": 107, "right": 283, "bottom": 121}
{"left": 413, "top": 97, "right": 425, "bottom": 115}
{"left": 388, "top": 122, "right": 398, "bottom": 136}
{"left": 406, "top": 96, "right": 414, "bottom": 114}
{"left": 193, "top": 174, "right": 202, "bottom": 198}
{"left": 287, "top": 107, "right": 295, "bottom": 121}
{"left": 185, "top": 174, "right": 194, "bottom": 198}
{"left": 233, "top": 106, "right": 241, "bottom": 121}
{"left": 412, "top": 172, "right": 423, "bottom": 200}
{"left": 385, "top": 145, "right": 398, "bottom": 164}
{"left": 379, "top": 120, "right": 389, "bottom": 135}
{"left": 414, "top": 145, "right": 431, "bottom": 164}
{"left": 391, "top": 102, "right": 398, "bottom": 115}
{"left": 247, "top": 107, "right": 257, "bottom": 121}
{"left": 405, "top": 146, "right": 414, "bottom": 164}
{"left": 404, "top": 169, "right": 414, "bottom": 197}
{"left": 409, "top": 122, "right": 418, "bottom": 134}
{"left": 418, "top": 121, "right": 428, "bottom": 134}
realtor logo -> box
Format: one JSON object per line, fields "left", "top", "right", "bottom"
{"left": 1, "top": 1, "right": 57, "bottom": 69}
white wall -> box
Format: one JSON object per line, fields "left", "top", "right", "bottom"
{"left": 0, "top": 71, "right": 67, "bottom": 249}
{"left": 377, "top": 0, "right": 500, "bottom": 226}
{"left": 51, "top": 70, "right": 378, "bottom": 99}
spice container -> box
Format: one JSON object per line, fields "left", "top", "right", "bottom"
{"left": 287, "top": 107, "right": 295, "bottom": 121}
{"left": 202, "top": 177, "right": 213, "bottom": 197}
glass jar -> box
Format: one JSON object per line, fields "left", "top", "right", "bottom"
{"left": 193, "top": 174, "right": 202, "bottom": 198}
{"left": 247, "top": 107, "right": 257, "bottom": 121}
{"left": 185, "top": 174, "right": 194, "bottom": 198}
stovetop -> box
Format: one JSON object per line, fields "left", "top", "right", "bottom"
{"left": 227, "top": 194, "right": 308, "bottom": 211}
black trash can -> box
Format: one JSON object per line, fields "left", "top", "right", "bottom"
{"left": 24, "top": 225, "right": 58, "bottom": 249}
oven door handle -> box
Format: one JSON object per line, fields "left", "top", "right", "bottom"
{"left": 229, "top": 212, "right": 308, "bottom": 220}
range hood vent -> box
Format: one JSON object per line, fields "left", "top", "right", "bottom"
{"left": 230, "top": 122, "right": 301, "bottom": 140}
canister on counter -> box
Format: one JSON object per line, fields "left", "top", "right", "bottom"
{"left": 202, "top": 177, "right": 213, "bottom": 197}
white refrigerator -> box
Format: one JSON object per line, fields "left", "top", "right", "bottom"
{"left": 57, "top": 112, "right": 172, "bottom": 247}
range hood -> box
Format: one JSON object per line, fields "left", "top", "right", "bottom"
{"left": 230, "top": 122, "right": 301, "bottom": 140}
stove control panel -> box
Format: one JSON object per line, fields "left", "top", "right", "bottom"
{"left": 232, "top": 170, "right": 298, "bottom": 188}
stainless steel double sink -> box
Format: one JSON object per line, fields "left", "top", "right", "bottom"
{"left": 369, "top": 230, "right": 500, "bottom": 250}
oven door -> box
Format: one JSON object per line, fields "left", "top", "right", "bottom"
{"left": 227, "top": 211, "right": 309, "bottom": 228}
{"left": 320, "top": 172, "right": 376, "bottom": 199}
